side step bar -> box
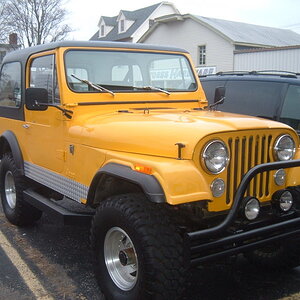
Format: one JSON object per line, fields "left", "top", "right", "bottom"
{"left": 23, "top": 189, "right": 94, "bottom": 225}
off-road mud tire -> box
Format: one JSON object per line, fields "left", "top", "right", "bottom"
{"left": 0, "top": 153, "right": 42, "bottom": 226}
{"left": 90, "top": 193, "right": 187, "bottom": 300}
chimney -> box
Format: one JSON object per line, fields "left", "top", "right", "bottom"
{"left": 9, "top": 33, "right": 18, "bottom": 45}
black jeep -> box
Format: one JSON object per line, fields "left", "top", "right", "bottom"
{"left": 200, "top": 71, "right": 300, "bottom": 135}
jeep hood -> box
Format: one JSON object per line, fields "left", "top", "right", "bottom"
{"left": 69, "top": 109, "right": 291, "bottom": 159}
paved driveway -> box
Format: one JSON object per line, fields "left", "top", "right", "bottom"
{"left": 1, "top": 205, "right": 300, "bottom": 300}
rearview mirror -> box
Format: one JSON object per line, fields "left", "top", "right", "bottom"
{"left": 25, "top": 88, "right": 48, "bottom": 111}
{"left": 214, "top": 86, "right": 226, "bottom": 104}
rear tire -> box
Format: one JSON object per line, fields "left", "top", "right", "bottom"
{"left": 90, "top": 193, "right": 187, "bottom": 300}
{"left": 0, "top": 153, "right": 42, "bottom": 226}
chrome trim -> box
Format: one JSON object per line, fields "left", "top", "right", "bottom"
{"left": 201, "top": 140, "right": 229, "bottom": 174}
{"left": 5, "top": 171, "right": 16, "bottom": 209}
{"left": 104, "top": 227, "right": 138, "bottom": 291}
{"left": 273, "top": 134, "right": 296, "bottom": 161}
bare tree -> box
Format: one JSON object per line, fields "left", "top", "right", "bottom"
{"left": 0, "top": 0, "right": 9, "bottom": 43}
{"left": 3, "top": 0, "right": 72, "bottom": 47}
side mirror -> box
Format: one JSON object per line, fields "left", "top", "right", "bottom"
{"left": 25, "top": 88, "right": 48, "bottom": 111}
{"left": 214, "top": 86, "right": 225, "bottom": 104}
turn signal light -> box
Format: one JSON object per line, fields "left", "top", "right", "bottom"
{"left": 133, "top": 164, "right": 152, "bottom": 175}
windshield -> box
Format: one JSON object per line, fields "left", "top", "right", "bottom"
{"left": 65, "top": 50, "right": 197, "bottom": 93}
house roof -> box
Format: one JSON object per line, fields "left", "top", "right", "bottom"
{"left": 121, "top": 10, "right": 138, "bottom": 21}
{"left": 139, "top": 13, "right": 300, "bottom": 47}
{"left": 234, "top": 44, "right": 300, "bottom": 54}
{"left": 101, "top": 16, "right": 117, "bottom": 27}
{"left": 90, "top": 2, "right": 162, "bottom": 41}
{"left": 194, "top": 16, "right": 300, "bottom": 47}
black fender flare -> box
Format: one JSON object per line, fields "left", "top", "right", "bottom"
{"left": 0, "top": 131, "right": 24, "bottom": 175}
{"left": 87, "top": 163, "right": 166, "bottom": 204}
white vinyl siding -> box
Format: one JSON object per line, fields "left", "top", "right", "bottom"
{"left": 234, "top": 48, "right": 300, "bottom": 73}
{"left": 132, "top": 4, "right": 178, "bottom": 43}
{"left": 141, "top": 18, "right": 234, "bottom": 72}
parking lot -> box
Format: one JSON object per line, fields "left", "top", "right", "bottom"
{"left": 1, "top": 204, "right": 300, "bottom": 300}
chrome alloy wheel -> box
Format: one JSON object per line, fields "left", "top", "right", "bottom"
{"left": 104, "top": 227, "right": 138, "bottom": 291}
{"left": 5, "top": 171, "right": 16, "bottom": 209}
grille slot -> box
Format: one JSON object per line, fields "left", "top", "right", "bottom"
{"left": 226, "top": 134, "right": 272, "bottom": 204}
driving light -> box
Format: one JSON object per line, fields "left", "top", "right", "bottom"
{"left": 244, "top": 197, "right": 260, "bottom": 220}
{"left": 274, "top": 169, "right": 286, "bottom": 186}
{"left": 210, "top": 178, "right": 225, "bottom": 197}
{"left": 202, "top": 140, "right": 229, "bottom": 174}
{"left": 274, "top": 135, "right": 295, "bottom": 161}
{"left": 279, "top": 190, "right": 293, "bottom": 212}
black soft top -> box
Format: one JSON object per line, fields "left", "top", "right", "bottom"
{"left": 3, "top": 40, "right": 189, "bottom": 64}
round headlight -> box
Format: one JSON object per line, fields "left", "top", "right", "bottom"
{"left": 202, "top": 140, "right": 229, "bottom": 174}
{"left": 274, "top": 134, "right": 296, "bottom": 161}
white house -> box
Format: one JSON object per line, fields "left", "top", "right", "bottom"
{"left": 139, "top": 14, "right": 300, "bottom": 74}
{"left": 90, "top": 2, "right": 179, "bottom": 43}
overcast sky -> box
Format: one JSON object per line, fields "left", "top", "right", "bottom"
{"left": 64, "top": 0, "right": 300, "bottom": 40}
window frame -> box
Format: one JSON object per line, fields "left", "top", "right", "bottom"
{"left": 0, "top": 61, "right": 22, "bottom": 108}
{"left": 64, "top": 49, "right": 198, "bottom": 94}
{"left": 28, "top": 52, "right": 60, "bottom": 104}
{"left": 198, "top": 45, "right": 206, "bottom": 66}
{"left": 120, "top": 19, "right": 125, "bottom": 33}
{"left": 0, "top": 59, "right": 24, "bottom": 120}
{"left": 100, "top": 25, "right": 105, "bottom": 37}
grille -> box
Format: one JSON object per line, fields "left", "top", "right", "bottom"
{"left": 226, "top": 133, "right": 273, "bottom": 204}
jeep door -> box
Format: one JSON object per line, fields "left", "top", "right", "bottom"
{"left": 23, "top": 51, "right": 65, "bottom": 173}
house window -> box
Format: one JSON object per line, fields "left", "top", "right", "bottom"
{"left": 149, "top": 19, "right": 155, "bottom": 27}
{"left": 120, "top": 20, "right": 125, "bottom": 32}
{"left": 198, "top": 45, "right": 206, "bottom": 65}
{"left": 100, "top": 25, "right": 105, "bottom": 36}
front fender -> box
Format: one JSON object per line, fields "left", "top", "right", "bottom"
{"left": 87, "top": 163, "right": 166, "bottom": 204}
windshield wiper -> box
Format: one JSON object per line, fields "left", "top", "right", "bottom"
{"left": 133, "top": 85, "right": 170, "bottom": 95}
{"left": 71, "top": 74, "right": 115, "bottom": 96}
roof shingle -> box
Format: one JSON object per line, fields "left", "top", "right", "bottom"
{"left": 90, "top": 2, "right": 162, "bottom": 41}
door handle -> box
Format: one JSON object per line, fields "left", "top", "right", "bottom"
{"left": 22, "top": 124, "right": 30, "bottom": 129}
